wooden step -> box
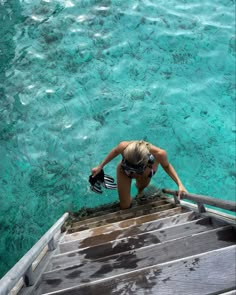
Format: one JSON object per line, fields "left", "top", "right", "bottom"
{"left": 68, "top": 202, "right": 173, "bottom": 233}
{"left": 70, "top": 199, "right": 166, "bottom": 229}
{"left": 69, "top": 192, "right": 164, "bottom": 224}
{"left": 50, "top": 217, "right": 213, "bottom": 270}
{"left": 62, "top": 211, "right": 199, "bottom": 251}
{"left": 40, "top": 245, "right": 236, "bottom": 295}
{"left": 40, "top": 226, "right": 236, "bottom": 293}
{"left": 59, "top": 207, "right": 183, "bottom": 251}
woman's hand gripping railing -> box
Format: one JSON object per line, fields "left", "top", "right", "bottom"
{"left": 162, "top": 189, "right": 236, "bottom": 213}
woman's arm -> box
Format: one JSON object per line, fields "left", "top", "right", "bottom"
{"left": 91, "top": 141, "right": 129, "bottom": 176}
{"left": 152, "top": 147, "right": 187, "bottom": 195}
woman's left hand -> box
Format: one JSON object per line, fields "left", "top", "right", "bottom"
{"left": 178, "top": 184, "right": 187, "bottom": 199}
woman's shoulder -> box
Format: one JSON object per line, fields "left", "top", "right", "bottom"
{"left": 149, "top": 144, "right": 166, "bottom": 156}
{"left": 116, "top": 141, "right": 131, "bottom": 152}
{"left": 119, "top": 140, "right": 131, "bottom": 146}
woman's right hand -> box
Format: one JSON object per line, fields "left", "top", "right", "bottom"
{"left": 91, "top": 166, "right": 102, "bottom": 177}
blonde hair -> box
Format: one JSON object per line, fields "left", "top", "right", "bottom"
{"left": 123, "top": 140, "right": 150, "bottom": 165}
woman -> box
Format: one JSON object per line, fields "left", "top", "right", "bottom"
{"left": 91, "top": 140, "right": 187, "bottom": 209}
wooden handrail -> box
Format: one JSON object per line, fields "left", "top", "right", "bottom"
{"left": 163, "top": 189, "right": 236, "bottom": 212}
{"left": 0, "top": 212, "right": 69, "bottom": 295}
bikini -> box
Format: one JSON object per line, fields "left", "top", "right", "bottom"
{"left": 148, "top": 168, "right": 156, "bottom": 178}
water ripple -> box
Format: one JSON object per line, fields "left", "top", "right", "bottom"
{"left": 0, "top": 0, "right": 235, "bottom": 279}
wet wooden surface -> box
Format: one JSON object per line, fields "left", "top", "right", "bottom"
{"left": 29, "top": 193, "right": 236, "bottom": 295}
{"left": 70, "top": 200, "right": 167, "bottom": 228}
{"left": 51, "top": 217, "right": 213, "bottom": 270}
{"left": 43, "top": 245, "right": 236, "bottom": 295}
{"left": 62, "top": 206, "right": 183, "bottom": 244}
{"left": 59, "top": 211, "right": 198, "bottom": 255}
{"left": 68, "top": 203, "right": 174, "bottom": 232}
{"left": 41, "top": 226, "right": 236, "bottom": 293}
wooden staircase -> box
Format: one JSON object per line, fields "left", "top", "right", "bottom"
{"left": 30, "top": 194, "right": 236, "bottom": 295}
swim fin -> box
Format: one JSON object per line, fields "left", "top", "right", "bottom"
{"left": 89, "top": 169, "right": 117, "bottom": 194}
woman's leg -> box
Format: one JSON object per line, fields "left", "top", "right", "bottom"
{"left": 136, "top": 176, "right": 151, "bottom": 197}
{"left": 136, "top": 165, "right": 158, "bottom": 197}
{"left": 116, "top": 162, "right": 132, "bottom": 209}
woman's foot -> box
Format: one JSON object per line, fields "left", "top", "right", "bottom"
{"left": 136, "top": 192, "right": 147, "bottom": 204}
{"left": 136, "top": 191, "right": 145, "bottom": 198}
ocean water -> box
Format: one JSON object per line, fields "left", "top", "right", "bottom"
{"left": 0, "top": 0, "right": 235, "bottom": 278}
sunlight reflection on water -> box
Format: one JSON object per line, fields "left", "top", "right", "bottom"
{"left": 0, "top": 0, "right": 235, "bottom": 278}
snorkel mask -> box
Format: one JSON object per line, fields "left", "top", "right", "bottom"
{"left": 121, "top": 154, "right": 155, "bottom": 175}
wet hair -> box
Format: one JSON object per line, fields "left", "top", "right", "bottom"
{"left": 123, "top": 140, "right": 150, "bottom": 166}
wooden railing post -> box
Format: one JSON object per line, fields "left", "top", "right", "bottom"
{"left": 48, "top": 237, "right": 56, "bottom": 251}
{"left": 173, "top": 192, "right": 180, "bottom": 206}
{"left": 197, "top": 202, "right": 206, "bottom": 213}
{"left": 0, "top": 212, "right": 69, "bottom": 295}
{"left": 24, "top": 265, "right": 35, "bottom": 286}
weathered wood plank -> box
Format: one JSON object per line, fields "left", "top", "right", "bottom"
{"left": 70, "top": 200, "right": 167, "bottom": 229}
{"left": 40, "top": 245, "right": 236, "bottom": 295}
{"left": 72, "top": 193, "right": 164, "bottom": 223}
{"left": 41, "top": 226, "right": 236, "bottom": 293}
{"left": 60, "top": 211, "right": 198, "bottom": 253}
{"left": 51, "top": 217, "right": 213, "bottom": 270}
{"left": 68, "top": 203, "right": 174, "bottom": 233}
{"left": 61, "top": 207, "right": 183, "bottom": 246}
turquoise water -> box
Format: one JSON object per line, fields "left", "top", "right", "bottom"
{"left": 0, "top": 0, "right": 235, "bottom": 278}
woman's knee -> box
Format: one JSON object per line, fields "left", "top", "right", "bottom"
{"left": 136, "top": 178, "right": 151, "bottom": 190}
